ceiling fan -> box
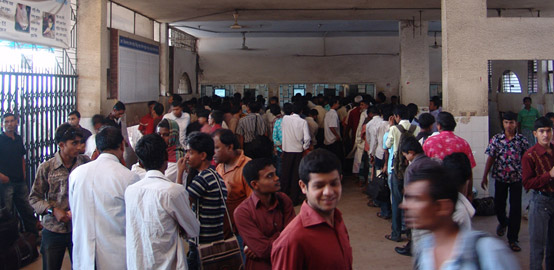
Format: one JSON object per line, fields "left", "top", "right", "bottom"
{"left": 235, "top": 32, "right": 265, "bottom": 51}
{"left": 230, "top": 11, "right": 245, "bottom": 29}
{"left": 430, "top": 32, "right": 442, "bottom": 49}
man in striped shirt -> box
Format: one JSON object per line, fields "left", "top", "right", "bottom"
{"left": 236, "top": 101, "right": 267, "bottom": 157}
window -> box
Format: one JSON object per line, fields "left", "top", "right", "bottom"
{"left": 176, "top": 72, "right": 192, "bottom": 94}
{"left": 502, "top": 70, "right": 522, "bottom": 93}
{"left": 528, "top": 60, "right": 538, "bottom": 93}
{"left": 548, "top": 60, "right": 554, "bottom": 93}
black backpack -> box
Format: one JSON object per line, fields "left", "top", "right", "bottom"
{"left": 393, "top": 124, "right": 417, "bottom": 179}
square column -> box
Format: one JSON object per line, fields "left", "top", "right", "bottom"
{"left": 399, "top": 20, "right": 430, "bottom": 107}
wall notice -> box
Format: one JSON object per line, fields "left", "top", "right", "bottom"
{"left": 0, "top": 0, "right": 71, "bottom": 48}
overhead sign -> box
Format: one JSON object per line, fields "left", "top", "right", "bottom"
{"left": 0, "top": 0, "right": 71, "bottom": 48}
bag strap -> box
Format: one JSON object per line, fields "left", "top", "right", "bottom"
{"left": 211, "top": 168, "right": 236, "bottom": 236}
{"left": 396, "top": 124, "right": 406, "bottom": 133}
{"left": 408, "top": 124, "right": 417, "bottom": 134}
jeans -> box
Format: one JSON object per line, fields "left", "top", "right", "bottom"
{"left": 522, "top": 128, "right": 536, "bottom": 146}
{"left": 41, "top": 229, "right": 72, "bottom": 270}
{"left": 273, "top": 151, "right": 282, "bottom": 178}
{"left": 494, "top": 180, "right": 522, "bottom": 243}
{"left": 390, "top": 172, "right": 404, "bottom": 239}
{"left": 529, "top": 192, "right": 554, "bottom": 270}
{"left": 1, "top": 181, "right": 38, "bottom": 235}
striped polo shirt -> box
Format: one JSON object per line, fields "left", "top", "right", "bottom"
{"left": 187, "top": 167, "right": 228, "bottom": 244}
{"left": 236, "top": 113, "right": 267, "bottom": 143}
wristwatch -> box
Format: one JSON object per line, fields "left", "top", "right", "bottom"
{"left": 46, "top": 207, "right": 54, "bottom": 215}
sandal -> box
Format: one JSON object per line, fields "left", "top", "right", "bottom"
{"left": 367, "top": 201, "right": 378, "bottom": 207}
{"left": 377, "top": 212, "right": 391, "bottom": 219}
{"left": 509, "top": 242, "right": 521, "bottom": 252}
{"left": 496, "top": 224, "right": 507, "bottom": 237}
{"left": 385, "top": 234, "right": 401, "bottom": 242}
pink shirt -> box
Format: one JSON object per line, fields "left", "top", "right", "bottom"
{"left": 423, "top": 131, "right": 476, "bottom": 168}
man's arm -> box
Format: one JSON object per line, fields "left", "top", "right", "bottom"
{"left": 28, "top": 164, "right": 51, "bottom": 215}
{"left": 238, "top": 134, "right": 245, "bottom": 149}
{"left": 234, "top": 206, "right": 280, "bottom": 260}
{"left": 270, "top": 237, "right": 304, "bottom": 270}
{"left": 302, "top": 121, "right": 311, "bottom": 150}
{"left": 168, "top": 188, "right": 200, "bottom": 239}
{"left": 481, "top": 156, "right": 495, "bottom": 190}
{"left": 0, "top": 172, "right": 9, "bottom": 183}
{"left": 522, "top": 153, "right": 553, "bottom": 190}
{"left": 385, "top": 126, "right": 395, "bottom": 149}
{"left": 22, "top": 158, "right": 26, "bottom": 181}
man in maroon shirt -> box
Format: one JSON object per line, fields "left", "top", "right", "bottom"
{"left": 234, "top": 158, "right": 296, "bottom": 270}
{"left": 271, "top": 148, "right": 353, "bottom": 270}
{"left": 522, "top": 117, "right": 554, "bottom": 270}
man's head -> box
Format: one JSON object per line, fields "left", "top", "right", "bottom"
{"left": 269, "top": 96, "right": 279, "bottom": 105}
{"left": 147, "top": 101, "right": 156, "bottom": 111}
{"left": 153, "top": 102, "right": 164, "bottom": 118}
{"left": 292, "top": 102, "right": 303, "bottom": 115}
{"left": 401, "top": 136, "right": 424, "bottom": 162}
{"left": 209, "top": 110, "right": 224, "bottom": 126}
{"left": 55, "top": 123, "right": 83, "bottom": 159}
{"left": 393, "top": 104, "right": 409, "bottom": 122}
{"left": 309, "top": 109, "right": 319, "bottom": 118}
{"left": 135, "top": 133, "right": 168, "bottom": 171}
{"left": 298, "top": 149, "right": 342, "bottom": 216}
{"left": 376, "top": 92, "right": 386, "bottom": 104}
{"left": 533, "top": 117, "right": 553, "bottom": 147}
{"left": 443, "top": 153, "right": 472, "bottom": 191}
{"left": 390, "top": 95, "right": 398, "bottom": 105}
{"left": 417, "top": 113, "right": 435, "bottom": 131}
{"left": 429, "top": 96, "right": 441, "bottom": 111}
{"left": 212, "top": 129, "right": 240, "bottom": 164}
{"left": 243, "top": 158, "right": 280, "bottom": 194}
{"left": 96, "top": 126, "right": 125, "bottom": 159}
{"left": 169, "top": 94, "right": 182, "bottom": 105}
{"left": 501, "top": 111, "right": 518, "bottom": 134}
{"left": 545, "top": 112, "right": 554, "bottom": 124}
{"left": 282, "top": 103, "right": 293, "bottom": 116}
{"left": 185, "top": 131, "right": 214, "bottom": 170}
{"left": 91, "top": 114, "right": 104, "bottom": 133}
{"left": 329, "top": 97, "right": 340, "bottom": 110}
{"left": 171, "top": 100, "right": 182, "bottom": 118}
{"left": 523, "top": 97, "right": 532, "bottom": 109}
{"left": 400, "top": 165, "right": 458, "bottom": 231}
{"left": 437, "top": 112, "right": 456, "bottom": 132}
{"left": 2, "top": 113, "right": 17, "bottom": 134}
{"left": 67, "top": 110, "right": 81, "bottom": 127}
{"left": 247, "top": 102, "right": 261, "bottom": 114}
{"left": 359, "top": 99, "right": 370, "bottom": 112}
{"left": 197, "top": 110, "right": 210, "bottom": 125}
{"left": 112, "top": 101, "right": 126, "bottom": 119}
{"left": 407, "top": 103, "right": 418, "bottom": 121}
{"left": 269, "top": 104, "right": 281, "bottom": 116}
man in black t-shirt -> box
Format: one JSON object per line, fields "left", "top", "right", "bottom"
{"left": 0, "top": 113, "right": 38, "bottom": 235}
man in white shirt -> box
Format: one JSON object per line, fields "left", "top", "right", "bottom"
{"left": 125, "top": 134, "right": 200, "bottom": 269}
{"left": 350, "top": 99, "right": 370, "bottom": 179}
{"left": 69, "top": 126, "right": 141, "bottom": 270}
{"left": 324, "top": 97, "right": 342, "bottom": 158}
{"left": 281, "top": 102, "right": 311, "bottom": 205}
{"left": 163, "top": 100, "right": 191, "bottom": 147}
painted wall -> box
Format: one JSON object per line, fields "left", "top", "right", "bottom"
{"left": 171, "top": 47, "right": 198, "bottom": 96}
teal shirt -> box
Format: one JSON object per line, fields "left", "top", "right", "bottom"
{"left": 517, "top": 107, "right": 540, "bottom": 130}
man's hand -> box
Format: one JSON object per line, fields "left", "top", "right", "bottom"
{"left": 177, "top": 157, "right": 188, "bottom": 174}
{"left": 0, "top": 173, "right": 9, "bottom": 183}
{"left": 53, "top": 208, "right": 71, "bottom": 223}
{"left": 244, "top": 246, "right": 258, "bottom": 260}
{"left": 549, "top": 166, "right": 554, "bottom": 178}
{"left": 481, "top": 175, "right": 488, "bottom": 190}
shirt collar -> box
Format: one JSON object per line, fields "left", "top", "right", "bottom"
{"left": 533, "top": 143, "right": 554, "bottom": 156}
{"left": 145, "top": 170, "right": 170, "bottom": 181}
{"left": 412, "top": 154, "right": 427, "bottom": 163}
{"left": 252, "top": 193, "right": 280, "bottom": 210}
{"left": 300, "top": 201, "right": 343, "bottom": 228}
{"left": 96, "top": 152, "right": 120, "bottom": 163}
{"left": 53, "top": 152, "right": 65, "bottom": 169}
{"left": 222, "top": 150, "right": 248, "bottom": 174}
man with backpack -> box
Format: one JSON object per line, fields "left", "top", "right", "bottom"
{"left": 385, "top": 105, "right": 419, "bottom": 242}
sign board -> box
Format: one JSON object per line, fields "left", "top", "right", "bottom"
{"left": 118, "top": 36, "right": 160, "bottom": 103}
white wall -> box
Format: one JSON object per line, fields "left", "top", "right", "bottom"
{"left": 172, "top": 47, "right": 198, "bottom": 95}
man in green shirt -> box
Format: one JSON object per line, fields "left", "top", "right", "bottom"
{"left": 518, "top": 97, "right": 540, "bottom": 145}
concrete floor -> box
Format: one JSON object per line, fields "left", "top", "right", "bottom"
{"left": 23, "top": 176, "right": 530, "bottom": 270}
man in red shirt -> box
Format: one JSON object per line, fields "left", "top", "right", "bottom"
{"left": 138, "top": 101, "right": 156, "bottom": 135}
{"left": 271, "top": 148, "right": 352, "bottom": 270}
{"left": 234, "top": 158, "right": 296, "bottom": 270}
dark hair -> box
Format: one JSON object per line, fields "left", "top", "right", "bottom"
{"left": 2, "top": 112, "right": 16, "bottom": 121}
{"left": 171, "top": 100, "right": 181, "bottom": 108}
{"left": 157, "top": 118, "right": 170, "bottom": 130}
{"left": 172, "top": 94, "right": 183, "bottom": 103}
{"left": 502, "top": 111, "right": 517, "bottom": 121}
{"left": 186, "top": 131, "right": 214, "bottom": 161}
{"left": 418, "top": 113, "right": 435, "bottom": 129}
{"left": 410, "top": 164, "right": 458, "bottom": 207}
{"left": 407, "top": 103, "right": 418, "bottom": 121}
{"left": 96, "top": 126, "right": 124, "bottom": 151}
{"left": 437, "top": 112, "right": 456, "bottom": 131}
{"left": 197, "top": 109, "right": 210, "bottom": 119}
{"left": 55, "top": 123, "right": 83, "bottom": 144}
{"left": 212, "top": 129, "right": 240, "bottom": 150}
{"left": 329, "top": 97, "right": 339, "bottom": 107}
{"left": 68, "top": 110, "right": 81, "bottom": 119}
{"left": 248, "top": 102, "right": 261, "bottom": 113}
{"left": 382, "top": 104, "right": 394, "bottom": 120}
{"left": 269, "top": 104, "right": 281, "bottom": 116}
{"left": 230, "top": 101, "right": 241, "bottom": 114}
{"left": 401, "top": 136, "right": 423, "bottom": 154}
{"left": 292, "top": 102, "right": 303, "bottom": 115}
{"left": 135, "top": 134, "right": 168, "bottom": 170}
{"left": 545, "top": 112, "right": 554, "bottom": 120}
{"left": 391, "top": 95, "right": 398, "bottom": 101}
{"left": 430, "top": 96, "right": 442, "bottom": 107}
{"left": 534, "top": 117, "right": 553, "bottom": 131}
{"left": 443, "top": 153, "right": 472, "bottom": 189}
{"left": 91, "top": 114, "right": 104, "bottom": 126}
{"left": 282, "top": 103, "right": 293, "bottom": 116}
{"left": 368, "top": 106, "right": 379, "bottom": 115}
{"left": 210, "top": 110, "right": 224, "bottom": 124}
{"left": 147, "top": 101, "right": 157, "bottom": 107}
{"left": 299, "top": 148, "right": 342, "bottom": 185}
{"left": 153, "top": 102, "right": 164, "bottom": 116}
{"left": 242, "top": 158, "right": 274, "bottom": 188}
{"left": 269, "top": 96, "right": 279, "bottom": 103}
{"left": 113, "top": 101, "right": 126, "bottom": 111}
{"left": 377, "top": 92, "right": 386, "bottom": 103}
{"left": 393, "top": 104, "right": 409, "bottom": 120}
{"left": 309, "top": 109, "right": 319, "bottom": 117}
{"left": 523, "top": 97, "right": 532, "bottom": 103}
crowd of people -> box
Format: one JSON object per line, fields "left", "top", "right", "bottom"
{"left": 0, "top": 91, "right": 553, "bottom": 270}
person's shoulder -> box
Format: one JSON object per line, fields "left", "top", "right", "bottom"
{"left": 76, "top": 154, "right": 91, "bottom": 164}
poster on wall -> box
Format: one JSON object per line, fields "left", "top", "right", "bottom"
{"left": 118, "top": 36, "right": 160, "bottom": 103}
{"left": 0, "top": 0, "right": 71, "bottom": 48}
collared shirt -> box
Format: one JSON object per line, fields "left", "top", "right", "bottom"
{"left": 384, "top": 132, "right": 394, "bottom": 174}
{"left": 385, "top": 120, "right": 421, "bottom": 156}
{"left": 237, "top": 113, "right": 267, "bottom": 143}
{"left": 163, "top": 112, "right": 191, "bottom": 147}
{"left": 216, "top": 151, "right": 252, "bottom": 229}
{"left": 337, "top": 106, "right": 348, "bottom": 124}
{"left": 522, "top": 143, "right": 554, "bottom": 192}
{"left": 305, "top": 116, "right": 319, "bottom": 146}
{"left": 139, "top": 113, "right": 154, "bottom": 135}
{"left": 423, "top": 131, "right": 477, "bottom": 168}
{"left": 518, "top": 107, "right": 540, "bottom": 130}
{"left": 404, "top": 154, "right": 440, "bottom": 186}
{"left": 186, "top": 167, "right": 228, "bottom": 244}
{"left": 271, "top": 202, "right": 353, "bottom": 270}
{"left": 366, "top": 116, "right": 382, "bottom": 157}
{"left": 346, "top": 107, "right": 361, "bottom": 137}
{"left": 234, "top": 192, "right": 296, "bottom": 270}
{"left": 0, "top": 132, "right": 25, "bottom": 182}
{"left": 314, "top": 105, "right": 327, "bottom": 126}
{"left": 324, "top": 109, "right": 340, "bottom": 145}
{"left": 68, "top": 153, "right": 140, "bottom": 270}
{"left": 415, "top": 230, "right": 519, "bottom": 270}
{"left": 125, "top": 170, "right": 200, "bottom": 270}
{"left": 29, "top": 152, "right": 90, "bottom": 233}
{"left": 272, "top": 117, "right": 283, "bottom": 152}
{"left": 77, "top": 126, "right": 92, "bottom": 144}
{"left": 430, "top": 107, "right": 442, "bottom": 132}
{"left": 281, "top": 114, "right": 311, "bottom": 152}
{"left": 485, "top": 133, "right": 529, "bottom": 183}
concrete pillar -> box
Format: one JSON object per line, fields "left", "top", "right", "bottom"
{"left": 159, "top": 23, "right": 170, "bottom": 97}
{"left": 399, "top": 20, "right": 429, "bottom": 107}
{"left": 76, "top": 0, "right": 107, "bottom": 117}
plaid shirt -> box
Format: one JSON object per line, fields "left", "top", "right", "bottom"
{"left": 29, "top": 152, "right": 90, "bottom": 233}
{"left": 485, "top": 133, "right": 529, "bottom": 183}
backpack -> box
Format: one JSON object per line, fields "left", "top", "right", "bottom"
{"left": 393, "top": 124, "right": 417, "bottom": 179}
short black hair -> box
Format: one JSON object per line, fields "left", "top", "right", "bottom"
{"left": 55, "top": 123, "right": 83, "bottom": 144}
{"left": 534, "top": 116, "right": 553, "bottom": 131}
{"left": 502, "top": 111, "right": 517, "bottom": 121}
{"left": 292, "top": 102, "right": 303, "bottom": 115}
{"left": 401, "top": 136, "right": 423, "bottom": 154}
{"left": 437, "top": 111, "right": 456, "bottom": 131}
{"left": 407, "top": 103, "right": 418, "bottom": 121}
{"left": 523, "top": 97, "right": 532, "bottom": 103}
{"left": 91, "top": 114, "right": 104, "bottom": 126}
{"left": 69, "top": 110, "right": 81, "bottom": 119}
{"left": 377, "top": 92, "right": 386, "bottom": 103}
{"left": 210, "top": 110, "right": 224, "bottom": 124}
{"left": 329, "top": 97, "right": 339, "bottom": 107}
{"left": 2, "top": 112, "right": 16, "bottom": 121}
{"left": 172, "top": 94, "right": 183, "bottom": 103}
{"left": 299, "top": 148, "right": 342, "bottom": 185}
{"left": 269, "top": 104, "right": 281, "bottom": 116}
{"left": 153, "top": 102, "right": 164, "bottom": 116}
{"left": 171, "top": 100, "right": 181, "bottom": 108}
{"left": 545, "top": 112, "right": 554, "bottom": 120}
{"left": 147, "top": 101, "right": 157, "bottom": 107}
{"left": 242, "top": 158, "right": 274, "bottom": 188}
{"left": 212, "top": 129, "right": 240, "bottom": 151}
{"left": 410, "top": 164, "right": 458, "bottom": 207}
{"left": 382, "top": 104, "right": 394, "bottom": 120}
{"left": 96, "top": 126, "right": 124, "bottom": 151}
{"left": 248, "top": 101, "right": 261, "bottom": 113}
{"left": 368, "top": 106, "right": 379, "bottom": 115}
{"left": 186, "top": 131, "right": 214, "bottom": 161}
{"left": 113, "top": 101, "right": 126, "bottom": 111}
{"left": 393, "top": 104, "right": 410, "bottom": 120}
{"left": 135, "top": 133, "right": 168, "bottom": 170}
{"left": 269, "top": 96, "right": 279, "bottom": 103}
{"left": 430, "top": 96, "right": 442, "bottom": 107}
{"left": 282, "top": 103, "right": 293, "bottom": 115}
{"left": 443, "top": 153, "right": 472, "bottom": 189}
{"left": 418, "top": 113, "right": 435, "bottom": 129}
{"left": 197, "top": 109, "right": 210, "bottom": 119}
{"left": 309, "top": 109, "right": 319, "bottom": 117}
